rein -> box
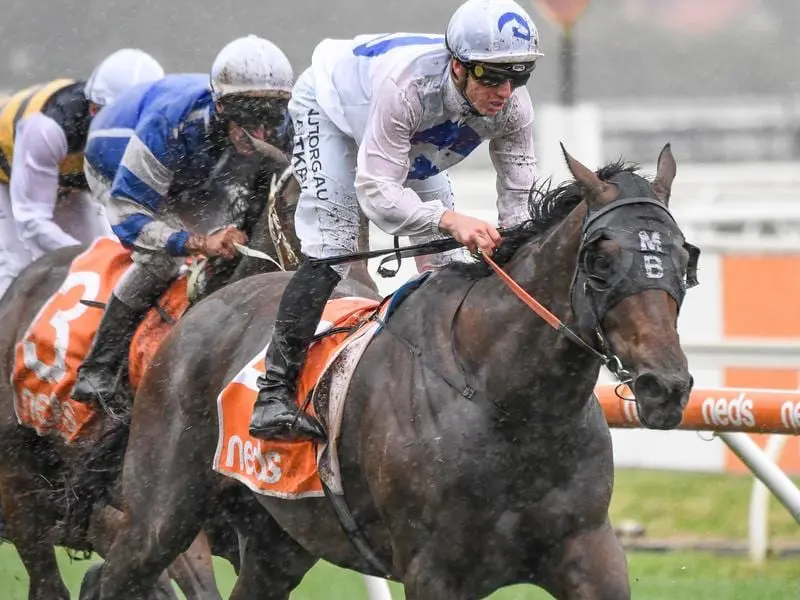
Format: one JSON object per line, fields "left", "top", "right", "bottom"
{"left": 238, "top": 229, "right": 636, "bottom": 388}
{"left": 482, "top": 253, "right": 632, "bottom": 385}
{"left": 234, "top": 242, "right": 285, "bottom": 271}
{"left": 307, "top": 234, "right": 469, "bottom": 277}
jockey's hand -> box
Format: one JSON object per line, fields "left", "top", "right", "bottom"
{"left": 438, "top": 210, "right": 502, "bottom": 257}
{"left": 187, "top": 226, "right": 248, "bottom": 260}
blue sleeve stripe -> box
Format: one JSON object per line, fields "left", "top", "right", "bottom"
{"left": 121, "top": 134, "right": 172, "bottom": 196}
{"left": 87, "top": 127, "right": 135, "bottom": 141}
{"left": 111, "top": 165, "right": 165, "bottom": 212}
{"left": 165, "top": 230, "right": 190, "bottom": 257}
{"left": 111, "top": 213, "right": 153, "bottom": 248}
{"left": 352, "top": 34, "right": 443, "bottom": 57}
{"left": 84, "top": 135, "right": 132, "bottom": 183}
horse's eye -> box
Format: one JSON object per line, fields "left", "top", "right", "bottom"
{"left": 588, "top": 252, "right": 613, "bottom": 276}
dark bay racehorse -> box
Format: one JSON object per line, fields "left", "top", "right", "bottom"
{"left": 0, "top": 140, "right": 303, "bottom": 600}
{"left": 81, "top": 145, "right": 696, "bottom": 600}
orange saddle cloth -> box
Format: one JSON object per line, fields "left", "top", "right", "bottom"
{"left": 212, "top": 297, "right": 380, "bottom": 499}
{"left": 13, "top": 237, "right": 190, "bottom": 443}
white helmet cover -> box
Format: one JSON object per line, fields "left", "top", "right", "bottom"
{"left": 210, "top": 35, "right": 293, "bottom": 99}
{"left": 446, "top": 0, "right": 544, "bottom": 64}
{"left": 84, "top": 48, "right": 165, "bottom": 107}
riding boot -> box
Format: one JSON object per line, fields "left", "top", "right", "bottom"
{"left": 71, "top": 294, "right": 147, "bottom": 405}
{"left": 249, "top": 261, "right": 340, "bottom": 442}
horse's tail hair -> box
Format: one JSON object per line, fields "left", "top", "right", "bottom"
{"left": 60, "top": 422, "right": 131, "bottom": 543}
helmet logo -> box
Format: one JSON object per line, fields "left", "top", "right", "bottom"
{"left": 497, "top": 12, "right": 532, "bottom": 41}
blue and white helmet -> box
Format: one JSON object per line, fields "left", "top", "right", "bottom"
{"left": 446, "top": 0, "right": 544, "bottom": 65}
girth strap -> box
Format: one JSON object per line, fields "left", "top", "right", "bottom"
{"left": 321, "top": 481, "right": 395, "bottom": 580}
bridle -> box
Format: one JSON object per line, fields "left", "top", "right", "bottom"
{"left": 485, "top": 193, "right": 700, "bottom": 394}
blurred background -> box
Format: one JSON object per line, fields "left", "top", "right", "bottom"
{"left": 1, "top": 0, "right": 800, "bottom": 598}
{"left": 2, "top": 0, "right": 799, "bottom": 105}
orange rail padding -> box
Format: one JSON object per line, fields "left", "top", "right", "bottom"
{"left": 595, "top": 384, "right": 800, "bottom": 435}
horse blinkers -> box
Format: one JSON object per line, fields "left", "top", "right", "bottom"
{"left": 570, "top": 197, "right": 700, "bottom": 357}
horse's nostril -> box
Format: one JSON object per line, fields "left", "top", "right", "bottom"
{"left": 634, "top": 371, "right": 692, "bottom": 404}
{"left": 633, "top": 372, "right": 664, "bottom": 399}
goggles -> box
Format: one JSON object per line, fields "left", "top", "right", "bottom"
{"left": 466, "top": 61, "right": 536, "bottom": 89}
{"left": 218, "top": 95, "right": 289, "bottom": 132}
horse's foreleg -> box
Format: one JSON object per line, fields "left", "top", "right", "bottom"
{"left": 203, "top": 512, "right": 241, "bottom": 573}
{"left": 229, "top": 531, "right": 316, "bottom": 600}
{"left": 538, "top": 521, "right": 631, "bottom": 600}
{"left": 89, "top": 504, "right": 219, "bottom": 600}
{"left": 0, "top": 476, "right": 70, "bottom": 600}
{"left": 166, "top": 530, "right": 223, "bottom": 600}
{"left": 15, "top": 542, "right": 70, "bottom": 600}
{"left": 90, "top": 505, "right": 203, "bottom": 600}
{"left": 79, "top": 349, "right": 225, "bottom": 600}
{"left": 79, "top": 563, "right": 179, "bottom": 600}
{"left": 87, "top": 503, "right": 125, "bottom": 556}
{"left": 82, "top": 429, "right": 215, "bottom": 600}
{"left": 403, "top": 553, "right": 474, "bottom": 600}
{"left": 228, "top": 497, "right": 316, "bottom": 600}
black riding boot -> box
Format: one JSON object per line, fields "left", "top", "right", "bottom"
{"left": 71, "top": 294, "right": 147, "bottom": 405}
{"left": 249, "top": 261, "right": 340, "bottom": 442}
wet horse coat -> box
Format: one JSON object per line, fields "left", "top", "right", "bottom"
{"left": 81, "top": 146, "right": 696, "bottom": 600}
{"left": 0, "top": 141, "right": 296, "bottom": 600}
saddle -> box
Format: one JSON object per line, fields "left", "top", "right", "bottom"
{"left": 212, "top": 271, "right": 431, "bottom": 498}
{"left": 12, "top": 237, "right": 192, "bottom": 442}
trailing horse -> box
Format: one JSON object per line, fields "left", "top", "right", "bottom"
{"left": 81, "top": 145, "right": 697, "bottom": 600}
{"left": 0, "top": 141, "right": 300, "bottom": 600}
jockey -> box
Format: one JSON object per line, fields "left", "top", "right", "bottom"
{"left": 0, "top": 49, "right": 164, "bottom": 299}
{"left": 71, "top": 35, "right": 294, "bottom": 407}
{"left": 248, "top": 0, "right": 543, "bottom": 442}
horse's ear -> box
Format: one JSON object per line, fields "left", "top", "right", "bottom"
{"left": 250, "top": 137, "right": 291, "bottom": 171}
{"left": 653, "top": 143, "right": 676, "bottom": 205}
{"left": 560, "top": 143, "right": 616, "bottom": 207}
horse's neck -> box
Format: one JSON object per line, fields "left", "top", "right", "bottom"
{"left": 457, "top": 203, "right": 600, "bottom": 422}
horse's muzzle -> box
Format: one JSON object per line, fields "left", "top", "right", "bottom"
{"left": 632, "top": 370, "right": 693, "bottom": 430}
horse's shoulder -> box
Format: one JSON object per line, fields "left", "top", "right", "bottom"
{"left": 372, "top": 269, "right": 475, "bottom": 336}
{"left": 407, "top": 269, "right": 476, "bottom": 303}
{"left": 230, "top": 270, "right": 293, "bottom": 291}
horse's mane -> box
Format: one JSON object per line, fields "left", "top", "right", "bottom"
{"left": 446, "top": 159, "right": 645, "bottom": 280}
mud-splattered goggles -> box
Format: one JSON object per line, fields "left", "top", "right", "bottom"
{"left": 466, "top": 61, "right": 536, "bottom": 89}
{"left": 219, "top": 95, "right": 289, "bottom": 133}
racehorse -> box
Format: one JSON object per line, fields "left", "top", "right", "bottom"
{"left": 79, "top": 144, "right": 696, "bottom": 600}
{"left": 0, "top": 139, "right": 306, "bottom": 600}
